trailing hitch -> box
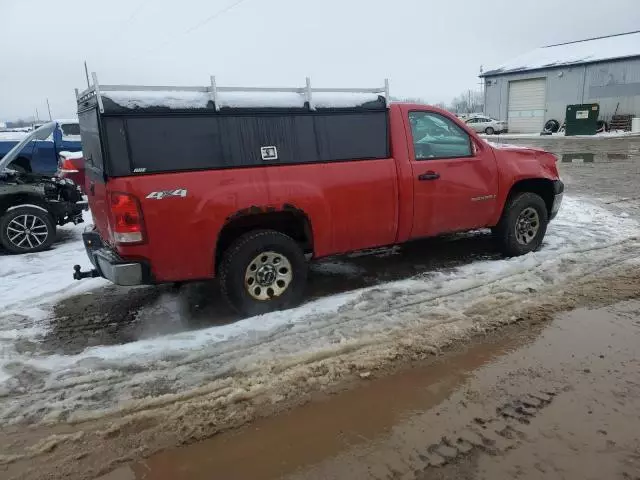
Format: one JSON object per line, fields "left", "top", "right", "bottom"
{"left": 73, "top": 264, "right": 99, "bottom": 280}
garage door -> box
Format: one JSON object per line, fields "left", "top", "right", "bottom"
{"left": 508, "top": 78, "right": 546, "bottom": 133}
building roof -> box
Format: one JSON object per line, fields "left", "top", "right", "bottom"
{"left": 482, "top": 30, "right": 640, "bottom": 77}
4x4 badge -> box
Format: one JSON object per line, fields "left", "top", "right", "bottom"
{"left": 146, "top": 189, "right": 188, "bottom": 200}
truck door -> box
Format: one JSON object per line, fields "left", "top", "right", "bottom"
{"left": 407, "top": 110, "right": 499, "bottom": 238}
{"left": 30, "top": 140, "right": 57, "bottom": 174}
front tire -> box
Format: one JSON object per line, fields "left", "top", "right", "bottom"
{"left": 485, "top": 127, "right": 495, "bottom": 135}
{"left": 219, "top": 230, "right": 308, "bottom": 316}
{"left": 494, "top": 192, "right": 548, "bottom": 256}
{"left": 0, "top": 206, "right": 55, "bottom": 254}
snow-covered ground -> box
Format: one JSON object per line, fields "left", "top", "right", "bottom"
{"left": 0, "top": 197, "right": 639, "bottom": 425}
{"left": 0, "top": 211, "right": 105, "bottom": 328}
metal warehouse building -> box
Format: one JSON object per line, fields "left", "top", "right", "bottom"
{"left": 482, "top": 31, "right": 640, "bottom": 133}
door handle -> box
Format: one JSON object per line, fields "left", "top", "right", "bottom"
{"left": 418, "top": 171, "right": 440, "bottom": 181}
{"left": 89, "top": 182, "right": 95, "bottom": 196}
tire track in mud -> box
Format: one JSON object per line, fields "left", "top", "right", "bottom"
{"left": 416, "top": 391, "right": 557, "bottom": 471}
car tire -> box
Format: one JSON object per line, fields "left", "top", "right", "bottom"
{"left": 544, "top": 119, "right": 560, "bottom": 133}
{"left": 494, "top": 192, "right": 548, "bottom": 257}
{"left": 0, "top": 205, "right": 56, "bottom": 254}
{"left": 219, "top": 229, "right": 308, "bottom": 316}
{"left": 485, "top": 127, "right": 495, "bottom": 135}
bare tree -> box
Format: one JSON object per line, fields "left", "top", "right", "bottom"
{"left": 390, "top": 96, "right": 428, "bottom": 104}
{"left": 449, "top": 90, "right": 483, "bottom": 114}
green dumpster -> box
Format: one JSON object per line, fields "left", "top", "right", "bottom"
{"left": 565, "top": 103, "right": 599, "bottom": 136}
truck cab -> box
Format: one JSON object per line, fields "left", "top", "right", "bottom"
{"left": 73, "top": 76, "right": 563, "bottom": 316}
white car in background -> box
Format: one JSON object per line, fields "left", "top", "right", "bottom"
{"left": 466, "top": 115, "right": 508, "bottom": 135}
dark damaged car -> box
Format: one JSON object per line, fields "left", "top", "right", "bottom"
{"left": 0, "top": 123, "right": 87, "bottom": 254}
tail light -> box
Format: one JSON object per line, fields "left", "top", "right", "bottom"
{"left": 58, "top": 156, "right": 80, "bottom": 173}
{"left": 109, "top": 192, "right": 146, "bottom": 244}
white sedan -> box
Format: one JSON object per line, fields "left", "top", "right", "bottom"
{"left": 465, "top": 116, "right": 508, "bottom": 135}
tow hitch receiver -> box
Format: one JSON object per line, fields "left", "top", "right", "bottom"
{"left": 73, "top": 264, "right": 99, "bottom": 280}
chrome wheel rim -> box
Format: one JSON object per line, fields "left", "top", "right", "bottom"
{"left": 6, "top": 214, "right": 49, "bottom": 250}
{"left": 514, "top": 207, "right": 540, "bottom": 245}
{"left": 245, "top": 251, "right": 293, "bottom": 301}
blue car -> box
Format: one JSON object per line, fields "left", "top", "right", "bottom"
{"left": 0, "top": 120, "right": 82, "bottom": 174}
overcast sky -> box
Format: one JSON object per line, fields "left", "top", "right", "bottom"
{"left": 2, "top": 0, "right": 639, "bottom": 121}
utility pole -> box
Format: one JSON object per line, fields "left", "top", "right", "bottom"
{"left": 84, "top": 61, "right": 91, "bottom": 88}
{"left": 46, "top": 98, "right": 52, "bottom": 120}
{"left": 35, "top": 108, "right": 39, "bottom": 123}
{"left": 478, "top": 65, "right": 485, "bottom": 114}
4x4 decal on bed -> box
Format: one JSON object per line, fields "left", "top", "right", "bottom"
{"left": 146, "top": 189, "right": 188, "bottom": 200}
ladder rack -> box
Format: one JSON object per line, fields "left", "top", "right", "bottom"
{"left": 77, "top": 73, "right": 390, "bottom": 113}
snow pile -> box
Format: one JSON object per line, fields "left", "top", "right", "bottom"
{"left": 312, "top": 92, "right": 382, "bottom": 108}
{"left": 103, "top": 90, "right": 212, "bottom": 109}
{"left": 103, "top": 90, "right": 383, "bottom": 110}
{"left": 215, "top": 91, "right": 305, "bottom": 108}
{"left": 484, "top": 31, "right": 640, "bottom": 75}
{"left": 486, "top": 140, "right": 533, "bottom": 150}
{"left": 0, "top": 197, "right": 639, "bottom": 424}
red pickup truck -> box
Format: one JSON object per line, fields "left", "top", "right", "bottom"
{"left": 73, "top": 79, "right": 563, "bottom": 315}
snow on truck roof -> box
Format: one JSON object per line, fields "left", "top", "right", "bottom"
{"left": 482, "top": 30, "right": 640, "bottom": 76}
{"left": 101, "top": 90, "right": 385, "bottom": 110}
{"left": 79, "top": 76, "right": 390, "bottom": 112}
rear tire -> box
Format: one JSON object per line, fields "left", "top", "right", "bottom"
{"left": 219, "top": 230, "right": 308, "bottom": 316}
{"left": 485, "top": 127, "right": 495, "bottom": 135}
{"left": 494, "top": 192, "right": 548, "bottom": 257}
{"left": 0, "top": 206, "right": 55, "bottom": 254}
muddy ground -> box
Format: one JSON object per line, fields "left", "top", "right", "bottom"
{"left": 1, "top": 137, "right": 639, "bottom": 480}
{"left": 2, "top": 266, "right": 639, "bottom": 480}
{"left": 127, "top": 293, "right": 640, "bottom": 480}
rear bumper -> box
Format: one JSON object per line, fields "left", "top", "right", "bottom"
{"left": 77, "top": 226, "right": 151, "bottom": 286}
{"left": 550, "top": 180, "right": 564, "bottom": 220}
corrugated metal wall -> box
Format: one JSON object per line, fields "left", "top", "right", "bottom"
{"left": 483, "top": 57, "right": 640, "bottom": 132}
{"left": 585, "top": 58, "right": 640, "bottom": 118}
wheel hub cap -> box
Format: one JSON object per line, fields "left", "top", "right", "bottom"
{"left": 6, "top": 214, "right": 49, "bottom": 250}
{"left": 514, "top": 207, "right": 540, "bottom": 245}
{"left": 245, "top": 251, "right": 293, "bottom": 301}
{"left": 256, "top": 264, "right": 277, "bottom": 286}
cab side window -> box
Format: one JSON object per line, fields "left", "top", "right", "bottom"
{"left": 409, "top": 111, "right": 473, "bottom": 160}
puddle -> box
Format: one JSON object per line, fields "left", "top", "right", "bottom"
{"left": 128, "top": 324, "right": 542, "bottom": 480}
